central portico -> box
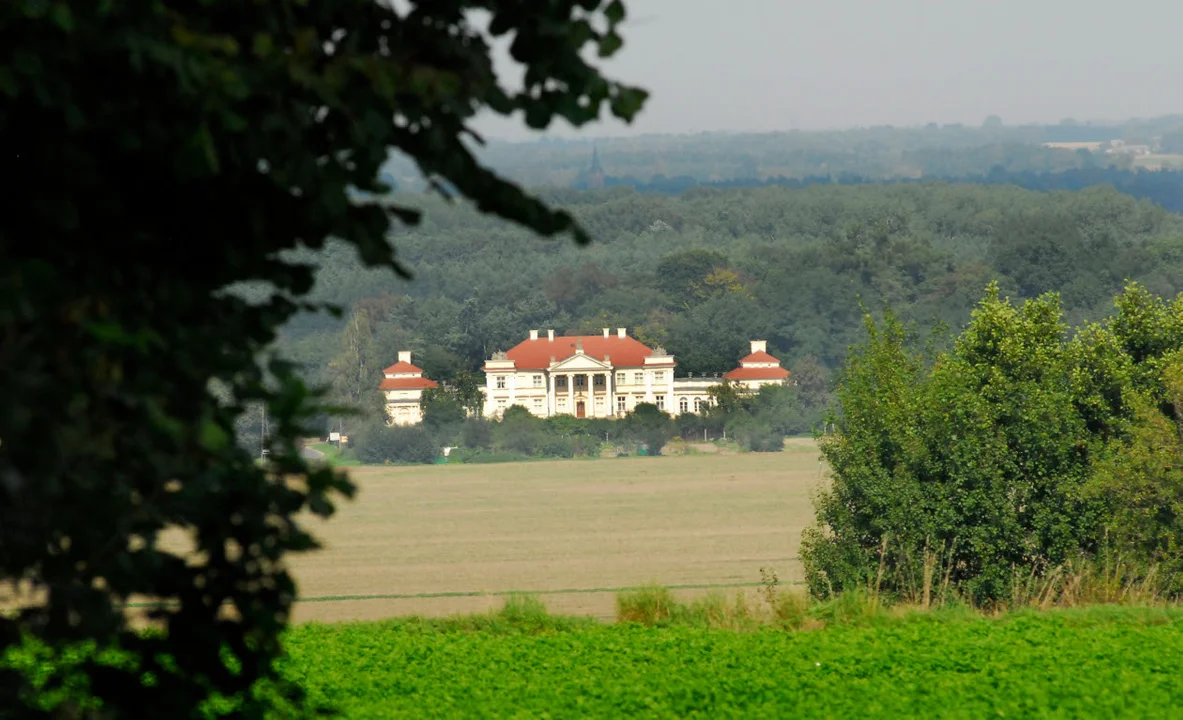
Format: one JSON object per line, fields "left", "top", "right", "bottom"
{"left": 546, "top": 344, "right": 615, "bottom": 417}
{"left": 482, "top": 328, "right": 677, "bottom": 418}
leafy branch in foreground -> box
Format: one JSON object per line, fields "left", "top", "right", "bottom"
{"left": 0, "top": 1, "right": 645, "bottom": 717}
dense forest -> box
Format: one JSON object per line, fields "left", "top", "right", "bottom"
{"left": 272, "top": 183, "right": 1183, "bottom": 393}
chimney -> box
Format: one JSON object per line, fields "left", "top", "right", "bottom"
{"left": 604, "top": 354, "right": 611, "bottom": 364}
{"left": 602, "top": 328, "right": 609, "bottom": 338}
{"left": 575, "top": 339, "right": 583, "bottom": 353}
{"left": 550, "top": 355, "right": 556, "bottom": 365}
{"left": 617, "top": 327, "right": 626, "bottom": 339}
{"left": 547, "top": 329, "right": 555, "bottom": 341}
{"left": 398, "top": 350, "right": 412, "bottom": 364}
{"left": 751, "top": 340, "right": 767, "bottom": 354}
{"left": 530, "top": 329, "right": 539, "bottom": 341}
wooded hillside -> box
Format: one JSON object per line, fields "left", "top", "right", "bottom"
{"left": 272, "top": 183, "right": 1183, "bottom": 405}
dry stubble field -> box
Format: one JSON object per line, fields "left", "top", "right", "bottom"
{"left": 0, "top": 440, "right": 825, "bottom": 623}
{"left": 289, "top": 439, "right": 823, "bottom": 622}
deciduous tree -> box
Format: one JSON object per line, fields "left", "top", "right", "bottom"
{"left": 0, "top": 1, "right": 645, "bottom": 716}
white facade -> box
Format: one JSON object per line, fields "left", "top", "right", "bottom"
{"left": 482, "top": 329, "right": 680, "bottom": 419}
{"left": 481, "top": 329, "right": 786, "bottom": 419}
{"left": 381, "top": 351, "right": 438, "bottom": 426}
{"left": 382, "top": 334, "right": 791, "bottom": 425}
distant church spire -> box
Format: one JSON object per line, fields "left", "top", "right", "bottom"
{"left": 586, "top": 144, "right": 605, "bottom": 189}
{"left": 590, "top": 144, "right": 603, "bottom": 174}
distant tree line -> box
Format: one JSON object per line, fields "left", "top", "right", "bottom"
{"left": 575, "top": 167, "right": 1183, "bottom": 215}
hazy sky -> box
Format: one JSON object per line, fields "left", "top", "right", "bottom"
{"left": 476, "top": 0, "right": 1183, "bottom": 140}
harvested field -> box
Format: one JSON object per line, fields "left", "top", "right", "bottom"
{"left": 288, "top": 439, "right": 823, "bottom": 622}
{"left": 1, "top": 441, "right": 825, "bottom": 623}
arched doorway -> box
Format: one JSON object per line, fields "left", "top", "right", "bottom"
{"left": 576, "top": 400, "right": 586, "bottom": 418}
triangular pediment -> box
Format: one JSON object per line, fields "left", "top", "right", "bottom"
{"left": 549, "top": 352, "right": 611, "bottom": 371}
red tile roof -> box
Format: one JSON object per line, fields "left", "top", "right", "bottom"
{"left": 503, "top": 335, "right": 660, "bottom": 370}
{"left": 723, "top": 366, "right": 790, "bottom": 381}
{"left": 379, "top": 377, "right": 438, "bottom": 390}
{"left": 381, "top": 361, "right": 425, "bottom": 374}
{"left": 738, "top": 350, "right": 781, "bottom": 365}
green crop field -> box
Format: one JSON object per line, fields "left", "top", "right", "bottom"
{"left": 282, "top": 606, "right": 1183, "bottom": 718}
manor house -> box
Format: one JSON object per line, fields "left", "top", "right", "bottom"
{"left": 381, "top": 330, "right": 789, "bottom": 424}
{"left": 479, "top": 329, "right": 789, "bottom": 419}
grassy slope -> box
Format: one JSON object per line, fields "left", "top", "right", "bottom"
{"left": 283, "top": 606, "right": 1183, "bottom": 718}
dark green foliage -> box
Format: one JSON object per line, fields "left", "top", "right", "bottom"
{"left": 420, "top": 387, "right": 467, "bottom": 432}
{"left": 804, "top": 282, "right": 1183, "bottom": 603}
{"left": 1, "top": 1, "right": 645, "bottom": 716}
{"left": 352, "top": 424, "right": 438, "bottom": 465}
{"left": 654, "top": 249, "right": 729, "bottom": 308}
{"left": 460, "top": 418, "right": 495, "bottom": 450}
{"left": 726, "top": 415, "right": 784, "bottom": 452}
{"left": 619, "top": 403, "right": 676, "bottom": 455}
{"left": 300, "top": 182, "right": 1183, "bottom": 393}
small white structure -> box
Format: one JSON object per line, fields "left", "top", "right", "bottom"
{"left": 380, "top": 351, "right": 438, "bottom": 425}
{"left": 723, "top": 340, "right": 791, "bottom": 390}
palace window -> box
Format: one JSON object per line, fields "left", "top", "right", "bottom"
{"left": 616, "top": 372, "right": 626, "bottom": 385}
{"left": 495, "top": 376, "right": 506, "bottom": 389}
{"left": 593, "top": 374, "right": 606, "bottom": 389}
{"left": 533, "top": 398, "right": 543, "bottom": 412}
{"left": 617, "top": 395, "right": 627, "bottom": 413}
{"left": 633, "top": 372, "right": 643, "bottom": 384}
{"left": 558, "top": 397, "right": 568, "bottom": 410}
{"left": 556, "top": 376, "right": 568, "bottom": 390}
{"left": 655, "top": 394, "right": 666, "bottom": 411}
{"left": 496, "top": 398, "right": 507, "bottom": 411}
{"left": 694, "top": 398, "right": 703, "bottom": 413}
{"left": 533, "top": 375, "right": 543, "bottom": 388}
{"left": 679, "top": 397, "right": 689, "bottom": 413}
{"left": 575, "top": 375, "right": 587, "bottom": 389}
{"left": 655, "top": 371, "right": 666, "bottom": 382}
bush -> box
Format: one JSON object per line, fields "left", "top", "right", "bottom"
{"left": 727, "top": 415, "right": 783, "bottom": 452}
{"left": 621, "top": 403, "right": 676, "bottom": 455}
{"left": 461, "top": 418, "right": 494, "bottom": 449}
{"left": 352, "top": 422, "right": 439, "bottom": 464}
{"left": 803, "top": 285, "right": 1138, "bottom": 603}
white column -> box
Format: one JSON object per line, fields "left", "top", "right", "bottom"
{"left": 548, "top": 373, "right": 556, "bottom": 417}
{"left": 567, "top": 373, "right": 574, "bottom": 415}
{"left": 608, "top": 371, "right": 616, "bottom": 417}
{"left": 509, "top": 373, "right": 516, "bottom": 408}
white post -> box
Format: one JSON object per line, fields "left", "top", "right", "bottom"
{"left": 567, "top": 373, "right": 574, "bottom": 415}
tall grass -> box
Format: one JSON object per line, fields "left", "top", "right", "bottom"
{"left": 613, "top": 556, "right": 1178, "bottom": 631}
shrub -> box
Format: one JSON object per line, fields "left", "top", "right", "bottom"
{"left": 461, "top": 418, "right": 494, "bottom": 449}
{"left": 621, "top": 403, "right": 676, "bottom": 455}
{"left": 804, "top": 286, "right": 1137, "bottom": 603}
{"left": 726, "top": 415, "right": 783, "bottom": 452}
{"left": 352, "top": 423, "right": 439, "bottom": 464}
